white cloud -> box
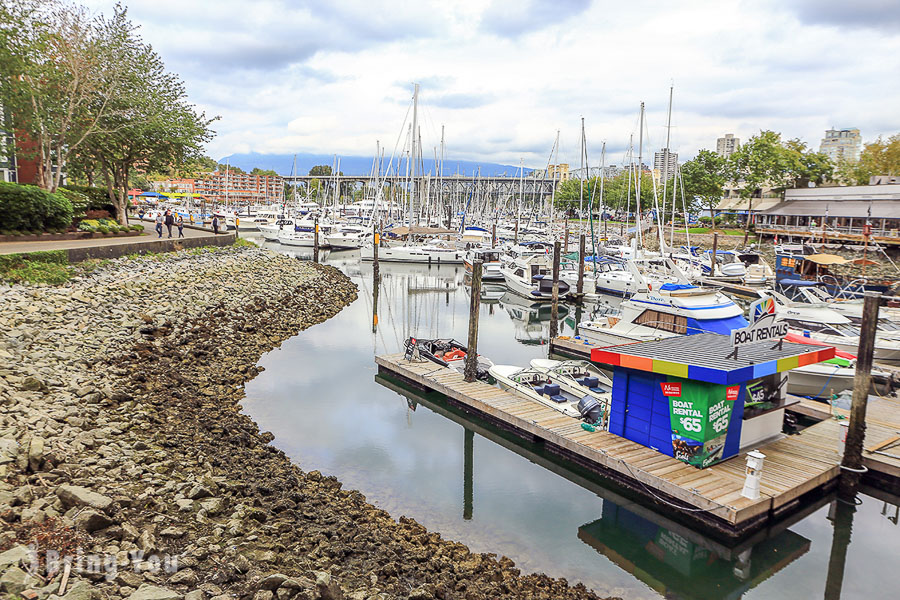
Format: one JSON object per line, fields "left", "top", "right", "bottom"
{"left": 83, "top": 0, "right": 900, "bottom": 168}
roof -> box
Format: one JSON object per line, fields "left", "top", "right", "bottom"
{"left": 759, "top": 199, "right": 897, "bottom": 218}
{"left": 715, "top": 197, "right": 781, "bottom": 212}
{"left": 590, "top": 333, "right": 835, "bottom": 385}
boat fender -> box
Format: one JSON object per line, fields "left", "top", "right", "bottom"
{"left": 581, "top": 423, "right": 596, "bottom": 432}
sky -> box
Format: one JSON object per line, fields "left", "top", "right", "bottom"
{"left": 82, "top": 0, "right": 900, "bottom": 170}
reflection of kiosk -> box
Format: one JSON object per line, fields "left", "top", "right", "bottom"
{"left": 578, "top": 502, "right": 811, "bottom": 600}
{"left": 591, "top": 333, "right": 834, "bottom": 467}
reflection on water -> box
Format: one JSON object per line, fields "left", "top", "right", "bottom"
{"left": 242, "top": 239, "right": 900, "bottom": 599}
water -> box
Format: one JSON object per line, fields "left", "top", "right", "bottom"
{"left": 241, "top": 240, "right": 900, "bottom": 599}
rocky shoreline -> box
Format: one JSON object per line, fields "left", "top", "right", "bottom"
{"left": 1, "top": 246, "right": 609, "bottom": 600}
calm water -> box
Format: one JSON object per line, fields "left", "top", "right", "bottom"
{"left": 242, "top": 239, "right": 900, "bottom": 600}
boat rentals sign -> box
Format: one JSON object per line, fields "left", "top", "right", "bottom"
{"left": 730, "top": 296, "right": 788, "bottom": 349}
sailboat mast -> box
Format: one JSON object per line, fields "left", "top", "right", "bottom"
{"left": 636, "top": 103, "right": 644, "bottom": 250}
{"left": 409, "top": 83, "right": 419, "bottom": 228}
{"left": 579, "top": 117, "right": 585, "bottom": 234}
{"left": 662, "top": 84, "right": 673, "bottom": 232}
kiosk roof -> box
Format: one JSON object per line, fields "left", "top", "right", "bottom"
{"left": 590, "top": 333, "right": 835, "bottom": 385}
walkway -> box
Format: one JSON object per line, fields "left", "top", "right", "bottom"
{"left": 0, "top": 226, "right": 220, "bottom": 255}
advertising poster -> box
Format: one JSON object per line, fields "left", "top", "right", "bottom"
{"left": 666, "top": 381, "right": 738, "bottom": 467}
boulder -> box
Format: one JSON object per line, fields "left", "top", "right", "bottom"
{"left": 28, "top": 437, "right": 45, "bottom": 472}
{"left": 74, "top": 509, "right": 114, "bottom": 533}
{"left": 56, "top": 485, "right": 113, "bottom": 512}
{"left": 127, "top": 585, "right": 182, "bottom": 600}
{"left": 63, "top": 580, "right": 98, "bottom": 600}
{"left": 0, "top": 546, "right": 32, "bottom": 570}
{"left": 257, "top": 574, "right": 288, "bottom": 591}
{"left": 168, "top": 569, "right": 198, "bottom": 586}
{"left": 0, "top": 566, "right": 32, "bottom": 595}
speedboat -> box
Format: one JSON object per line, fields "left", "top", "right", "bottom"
{"left": 488, "top": 364, "right": 608, "bottom": 423}
{"left": 529, "top": 359, "right": 612, "bottom": 426}
{"left": 259, "top": 218, "right": 294, "bottom": 241}
{"left": 463, "top": 248, "right": 504, "bottom": 281}
{"left": 404, "top": 337, "right": 493, "bottom": 381}
{"left": 501, "top": 254, "right": 570, "bottom": 301}
{"left": 278, "top": 220, "right": 334, "bottom": 247}
{"left": 782, "top": 333, "right": 894, "bottom": 397}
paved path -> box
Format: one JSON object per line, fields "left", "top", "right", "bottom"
{"left": 0, "top": 225, "right": 224, "bottom": 255}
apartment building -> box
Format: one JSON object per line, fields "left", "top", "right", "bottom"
{"left": 819, "top": 128, "right": 862, "bottom": 163}
{"left": 156, "top": 171, "right": 285, "bottom": 203}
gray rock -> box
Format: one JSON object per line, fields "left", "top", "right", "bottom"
{"left": 198, "top": 498, "right": 223, "bottom": 516}
{"left": 257, "top": 574, "right": 288, "bottom": 591}
{"left": 21, "top": 376, "right": 44, "bottom": 391}
{"left": 314, "top": 572, "right": 343, "bottom": 600}
{"left": 63, "top": 580, "right": 97, "bottom": 600}
{"left": 183, "top": 591, "right": 205, "bottom": 600}
{"left": 0, "top": 545, "right": 32, "bottom": 570}
{"left": 168, "top": 569, "right": 198, "bottom": 586}
{"left": 0, "top": 566, "right": 32, "bottom": 594}
{"left": 0, "top": 438, "right": 17, "bottom": 464}
{"left": 74, "top": 509, "right": 114, "bottom": 533}
{"left": 56, "top": 485, "right": 113, "bottom": 512}
{"left": 252, "top": 592, "right": 273, "bottom": 600}
{"left": 127, "top": 584, "right": 182, "bottom": 600}
{"left": 28, "top": 436, "right": 45, "bottom": 471}
{"left": 185, "top": 485, "right": 212, "bottom": 500}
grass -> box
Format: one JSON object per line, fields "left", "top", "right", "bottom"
{"left": 0, "top": 250, "right": 72, "bottom": 284}
{"left": 687, "top": 227, "right": 746, "bottom": 236}
{"left": 232, "top": 237, "right": 257, "bottom": 248}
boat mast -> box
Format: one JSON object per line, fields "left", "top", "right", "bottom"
{"left": 636, "top": 103, "right": 644, "bottom": 251}
{"left": 579, "top": 117, "right": 585, "bottom": 235}
{"left": 662, "top": 83, "right": 673, "bottom": 236}
{"left": 409, "top": 83, "right": 419, "bottom": 230}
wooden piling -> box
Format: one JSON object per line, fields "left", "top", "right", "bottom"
{"left": 577, "top": 234, "right": 586, "bottom": 296}
{"left": 492, "top": 222, "right": 497, "bottom": 249}
{"left": 550, "top": 240, "right": 561, "bottom": 339}
{"left": 313, "top": 216, "right": 320, "bottom": 263}
{"left": 839, "top": 291, "right": 881, "bottom": 497}
{"left": 464, "top": 259, "right": 483, "bottom": 383}
{"left": 463, "top": 428, "right": 474, "bottom": 520}
{"left": 564, "top": 215, "right": 569, "bottom": 253}
{"left": 710, "top": 232, "right": 719, "bottom": 276}
{"left": 373, "top": 220, "right": 380, "bottom": 281}
{"left": 823, "top": 499, "right": 856, "bottom": 600}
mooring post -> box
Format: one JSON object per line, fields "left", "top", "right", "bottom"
{"left": 564, "top": 215, "right": 569, "bottom": 253}
{"left": 839, "top": 291, "right": 881, "bottom": 498}
{"left": 577, "top": 233, "right": 586, "bottom": 297}
{"left": 710, "top": 232, "right": 719, "bottom": 277}
{"left": 492, "top": 222, "right": 497, "bottom": 249}
{"left": 313, "top": 216, "right": 320, "bottom": 264}
{"left": 823, "top": 498, "right": 857, "bottom": 600}
{"left": 464, "top": 259, "right": 483, "bottom": 383}
{"left": 373, "top": 220, "right": 380, "bottom": 281}
{"left": 550, "top": 240, "right": 561, "bottom": 339}
{"left": 463, "top": 428, "right": 474, "bottom": 520}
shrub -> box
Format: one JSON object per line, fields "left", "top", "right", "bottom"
{"left": 56, "top": 188, "right": 90, "bottom": 218}
{"left": 0, "top": 182, "right": 73, "bottom": 232}
{"left": 96, "top": 225, "right": 110, "bottom": 234}
{"left": 62, "top": 185, "right": 116, "bottom": 218}
{"left": 129, "top": 224, "right": 144, "bottom": 231}
{"left": 84, "top": 209, "right": 111, "bottom": 220}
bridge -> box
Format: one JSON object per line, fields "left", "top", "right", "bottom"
{"left": 282, "top": 173, "right": 561, "bottom": 199}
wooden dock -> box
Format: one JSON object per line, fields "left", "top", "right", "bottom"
{"left": 549, "top": 335, "right": 599, "bottom": 360}
{"left": 376, "top": 353, "right": 852, "bottom": 537}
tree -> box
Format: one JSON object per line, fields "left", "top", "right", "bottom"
{"left": 250, "top": 167, "right": 278, "bottom": 177}
{"left": 73, "top": 5, "right": 214, "bottom": 224}
{"left": 0, "top": 0, "right": 132, "bottom": 192}
{"left": 837, "top": 134, "right": 900, "bottom": 184}
{"left": 680, "top": 150, "right": 726, "bottom": 229}
{"left": 782, "top": 138, "right": 833, "bottom": 189}
{"left": 309, "top": 165, "right": 332, "bottom": 176}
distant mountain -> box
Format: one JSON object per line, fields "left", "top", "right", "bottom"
{"left": 218, "top": 152, "right": 527, "bottom": 177}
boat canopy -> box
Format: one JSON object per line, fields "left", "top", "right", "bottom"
{"left": 779, "top": 278, "right": 822, "bottom": 287}
{"left": 685, "top": 314, "right": 748, "bottom": 335}
{"left": 805, "top": 254, "right": 850, "bottom": 265}
{"left": 659, "top": 283, "right": 696, "bottom": 291}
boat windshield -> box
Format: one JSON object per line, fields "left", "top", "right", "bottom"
{"left": 685, "top": 314, "right": 749, "bottom": 335}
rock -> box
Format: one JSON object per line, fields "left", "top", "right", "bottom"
{"left": 198, "top": 497, "right": 224, "bottom": 516}
{"left": 21, "top": 376, "right": 44, "bottom": 391}
{"left": 115, "top": 572, "right": 144, "bottom": 588}
{"left": 252, "top": 592, "right": 273, "bottom": 600}
{"left": 314, "top": 572, "right": 343, "bottom": 600}
{"left": 246, "top": 550, "right": 276, "bottom": 563}
{"left": 168, "top": 569, "right": 198, "bottom": 586}
{"left": 27, "top": 437, "right": 45, "bottom": 472}
{"left": 0, "top": 546, "right": 32, "bottom": 570}
{"left": 257, "top": 574, "right": 288, "bottom": 591}
{"left": 74, "top": 509, "right": 114, "bottom": 533}
{"left": 160, "top": 527, "right": 186, "bottom": 538}
{"left": 127, "top": 585, "right": 182, "bottom": 600}
{"left": 183, "top": 591, "right": 205, "bottom": 600}
{"left": 231, "top": 555, "right": 251, "bottom": 574}
{"left": 0, "top": 566, "right": 32, "bottom": 595}
{"left": 56, "top": 485, "right": 113, "bottom": 512}
{"left": 0, "top": 439, "right": 18, "bottom": 464}
{"left": 408, "top": 588, "right": 433, "bottom": 600}
{"left": 185, "top": 485, "right": 212, "bottom": 500}
{"left": 63, "top": 580, "right": 97, "bottom": 600}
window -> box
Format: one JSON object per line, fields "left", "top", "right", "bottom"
{"left": 634, "top": 309, "right": 687, "bottom": 334}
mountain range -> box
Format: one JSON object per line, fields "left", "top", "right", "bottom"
{"left": 218, "top": 152, "right": 529, "bottom": 177}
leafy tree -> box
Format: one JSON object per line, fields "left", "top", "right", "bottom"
{"left": 0, "top": 0, "right": 132, "bottom": 192}
{"left": 218, "top": 162, "right": 244, "bottom": 174}
{"left": 250, "top": 167, "right": 278, "bottom": 177}
{"left": 309, "top": 165, "right": 332, "bottom": 176}
{"left": 782, "top": 138, "right": 833, "bottom": 189}
{"left": 837, "top": 134, "right": 900, "bottom": 184}
{"left": 680, "top": 150, "right": 726, "bottom": 228}
{"left": 73, "top": 5, "right": 214, "bottom": 224}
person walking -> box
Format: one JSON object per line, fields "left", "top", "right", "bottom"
{"left": 155, "top": 213, "right": 164, "bottom": 238}
{"left": 176, "top": 214, "right": 185, "bottom": 238}
{"left": 212, "top": 215, "right": 219, "bottom": 235}
{"left": 164, "top": 210, "right": 174, "bottom": 238}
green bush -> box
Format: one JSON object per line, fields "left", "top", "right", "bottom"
{"left": 62, "top": 185, "right": 116, "bottom": 218}
{"left": 0, "top": 182, "right": 74, "bottom": 232}
{"left": 129, "top": 224, "right": 144, "bottom": 231}
{"left": 96, "top": 225, "right": 110, "bottom": 234}
{"left": 57, "top": 187, "right": 90, "bottom": 218}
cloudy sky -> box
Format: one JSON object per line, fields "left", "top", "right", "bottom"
{"left": 84, "top": 0, "right": 900, "bottom": 169}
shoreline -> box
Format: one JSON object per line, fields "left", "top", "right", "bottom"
{"left": 0, "top": 247, "right": 609, "bottom": 600}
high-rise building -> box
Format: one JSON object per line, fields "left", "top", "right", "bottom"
{"left": 819, "top": 128, "right": 862, "bottom": 163}
{"left": 716, "top": 134, "right": 740, "bottom": 158}
{"left": 653, "top": 149, "right": 677, "bottom": 179}
{"left": 547, "top": 163, "right": 571, "bottom": 182}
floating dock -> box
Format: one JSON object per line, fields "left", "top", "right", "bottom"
{"left": 375, "top": 352, "right": 860, "bottom": 538}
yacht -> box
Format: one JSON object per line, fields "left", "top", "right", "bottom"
{"left": 501, "top": 254, "right": 570, "bottom": 301}
{"left": 360, "top": 241, "right": 464, "bottom": 264}
{"left": 463, "top": 248, "right": 504, "bottom": 281}
{"left": 325, "top": 226, "right": 373, "bottom": 250}
{"left": 278, "top": 220, "right": 334, "bottom": 247}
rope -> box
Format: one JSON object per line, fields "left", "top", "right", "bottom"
{"left": 620, "top": 459, "right": 727, "bottom": 513}
{"left": 839, "top": 464, "right": 868, "bottom": 474}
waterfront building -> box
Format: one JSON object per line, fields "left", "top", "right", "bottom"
{"left": 653, "top": 149, "right": 677, "bottom": 180}
{"left": 156, "top": 171, "right": 285, "bottom": 204}
{"left": 716, "top": 134, "right": 740, "bottom": 159}
{"left": 819, "top": 128, "right": 862, "bottom": 163}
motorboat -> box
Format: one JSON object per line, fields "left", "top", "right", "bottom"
{"left": 403, "top": 337, "right": 493, "bottom": 381}
{"left": 360, "top": 241, "right": 465, "bottom": 263}
{"left": 463, "top": 248, "right": 504, "bottom": 281}
{"left": 488, "top": 364, "right": 609, "bottom": 423}
{"left": 500, "top": 253, "right": 571, "bottom": 301}
{"left": 259, "top": 218, "right": 295, "bottom": 241}
{"left": 278, "top": 220, "right": 334, "bottom": 247}
{"left": 782, "top": 333, "right": 894, "bottom": 398}
{"left": 325, "top": 226, "right": 373, "bottom": 250}
{"left": 737, "top": 250, "right": 775, "bottom": 285}
{"left": 529, "top": 358, "right": 613, "bottom": 425}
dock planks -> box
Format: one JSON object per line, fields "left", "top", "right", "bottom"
{"left": 376, "top": 353, "right": 849, "bottom": 531}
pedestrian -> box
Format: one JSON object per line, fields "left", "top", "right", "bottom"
{"left": 189, "top": 213, "right": 194, "bottom": 225}
{"left": 212, "top": 215, "right": 219, "bottom": 235}
{"left": 155, "top": 212, "right": 163, "bottom": 238}
{"left": 176, "top": 214, "right": 184, "bottom": 238}
{"left": 164, "top": 210, "right": 174, "bottom": 238}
